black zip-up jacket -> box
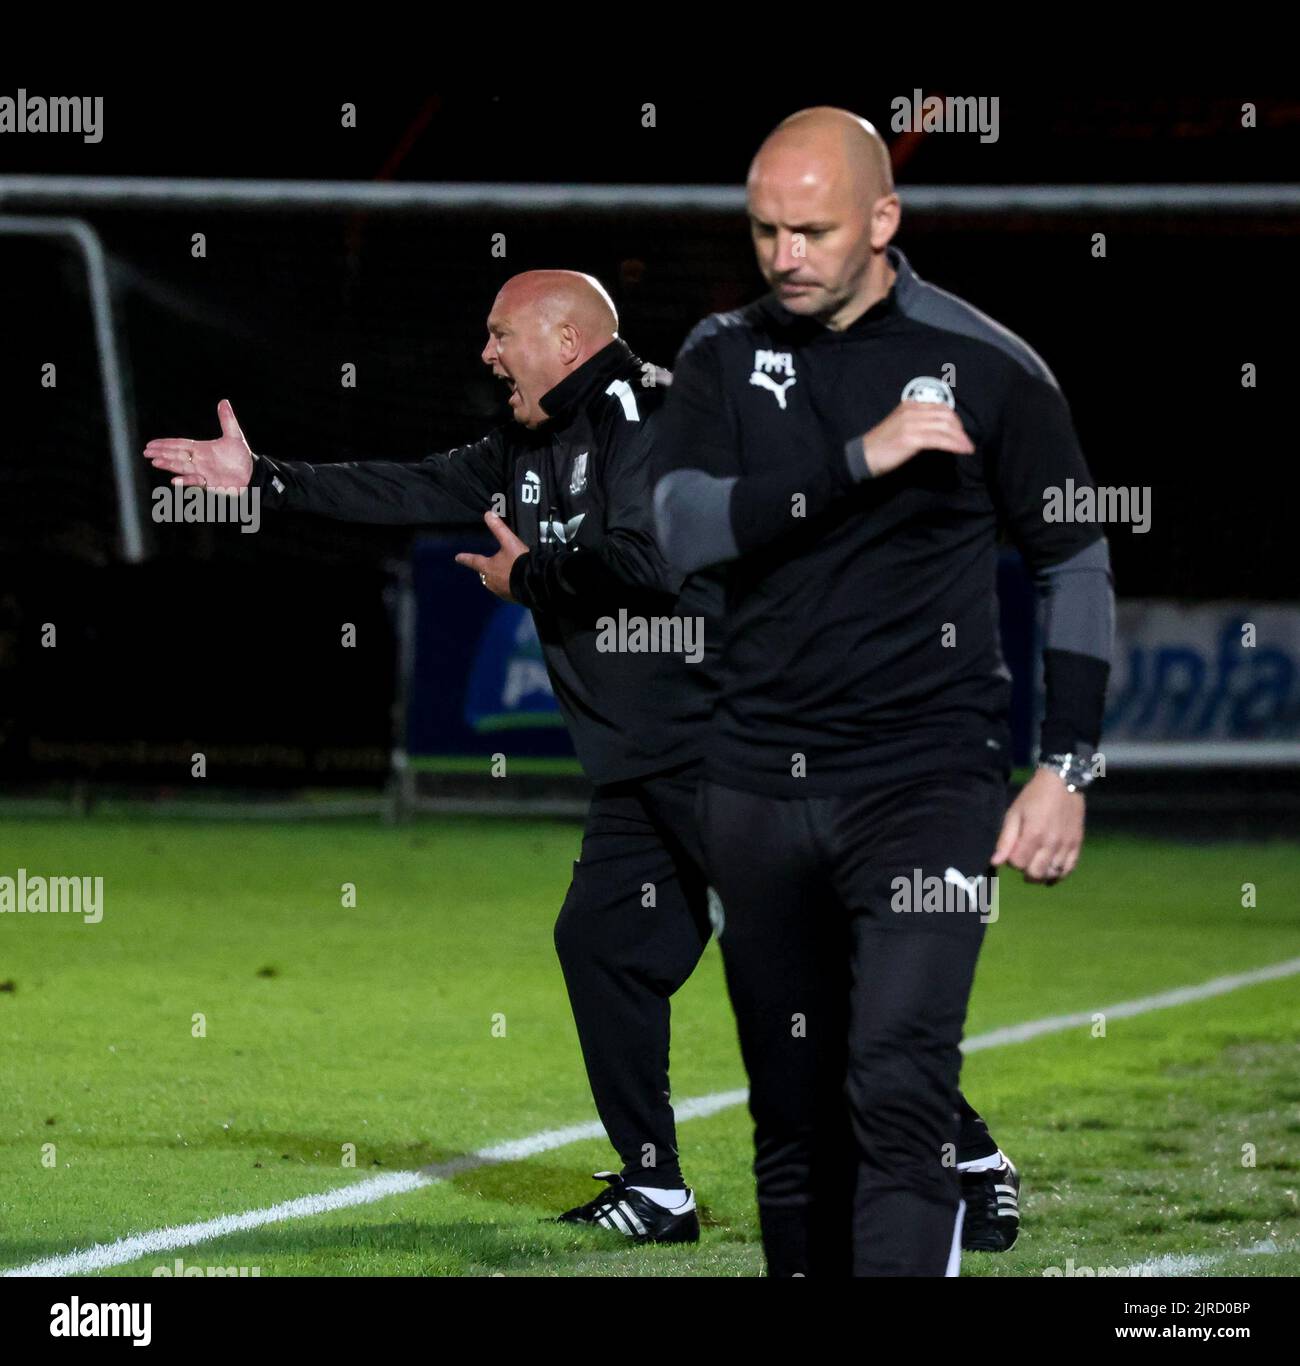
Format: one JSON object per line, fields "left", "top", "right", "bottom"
{"left": 252, "top": 339, "right": 719, "bottom": 784}
{"left": 653, "top": 246, "right": 1114, "bottom": 797}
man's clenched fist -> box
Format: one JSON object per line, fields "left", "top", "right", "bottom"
{"left": 854, "top": 399, "right": 975, "bottom": 477}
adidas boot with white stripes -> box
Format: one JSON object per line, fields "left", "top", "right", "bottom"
{"left": 959, "top": 1156, "right": 1021, "bottom": 1252}
{"left": 556, "top": 1172, "right": 700, "bottom": 1244}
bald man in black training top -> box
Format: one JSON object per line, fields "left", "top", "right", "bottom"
{"left": 654, "top": 109, "right": 1113, "bottom": 1276}
{"left": 144, "top": 271, "right": 718, "bottom": 1244}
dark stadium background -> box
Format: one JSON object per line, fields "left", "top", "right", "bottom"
{"left": 2, "top": 90, "right": 1295, "bottom": 802}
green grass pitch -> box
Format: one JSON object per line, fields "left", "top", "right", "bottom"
{"left": 1, "top": 817, "right": 1297, "bottom": 1277}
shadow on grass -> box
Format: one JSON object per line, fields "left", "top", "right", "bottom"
{"left": 1, "top": 1142, "right": 752, "bottom": 1272}
{"left": 119, "top": 1206, "right": 760, "bottom": 1276}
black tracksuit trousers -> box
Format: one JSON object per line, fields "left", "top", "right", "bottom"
{"left": 699, "top": 768, "right": 1007, "bottom": 1277}
{"left": 554, "top": 760, "right": 1001, "bottom": 1219}
{"left": 554, "top": 762, "right": 713, "bottom": 1189}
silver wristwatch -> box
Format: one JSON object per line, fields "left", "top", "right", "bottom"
{"left": 1037, "top": 752, "right": 1097, "bottom": 793}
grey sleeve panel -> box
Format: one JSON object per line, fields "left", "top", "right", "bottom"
{"left": 844, "top": 436, "right": 872, "bottom": 483}
{"left": 1034, "top": 537, "right": 1115, "bottom": 663}
{"left": 653, "top": 468, "right": 739, "bottom": 575}
{"left": 894, "top": 272, "right": 1060, "bottom": 390}
{"left": 675, "top": 309, "right": 746, "bottom": 362}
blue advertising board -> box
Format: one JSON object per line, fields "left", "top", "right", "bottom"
{"left": 404, "top": 535, "right": 574, "bottom": 769}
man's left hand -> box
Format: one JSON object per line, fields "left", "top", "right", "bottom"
{"left": 456, "top": 511, "right": 527, "bottom": 602}
{"left": 991, "top": 767, "right": 1085, "bottom": 884}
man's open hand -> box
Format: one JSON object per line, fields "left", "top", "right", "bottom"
{"left": 143, "top": 399, "right": 253, "bottom": 490}
{"left": 854, "top": 400, "right": 975, "bottom": 477}
{"left": 991, "top": 767, "right": 1085, "bottom": 884}
{"left": 456, "top": 511, "right": 527, "bottom": 602}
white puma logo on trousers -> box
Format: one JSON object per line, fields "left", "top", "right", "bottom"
{"left": 944, "top": 867, "right": 985, "bottom": 907}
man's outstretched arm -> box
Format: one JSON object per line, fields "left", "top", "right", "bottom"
{"left": 144, "top": 399, "right": 509, "bottom": 527}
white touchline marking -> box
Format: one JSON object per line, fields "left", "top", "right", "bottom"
{"left": 3, "top": 1172, "right": 433, "bottom": 1279}
{"left": 961, "top": 956, "right": 1300, "bottom": 1053}
{"left": 3, "top": 1090, "right": 750, "bottom": 1279}
{"left": 1121, "top": 1238, "right": 1286, "bottom": 1277}
{"left": 6, "top": 959, "right": 1299, "bottom": 1278}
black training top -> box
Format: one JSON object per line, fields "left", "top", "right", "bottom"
{"left": 653, "top": 245, "right": 1113, "bottom": 798}
{"left": 253, "top": 339, "right": 719, "bottom": 786}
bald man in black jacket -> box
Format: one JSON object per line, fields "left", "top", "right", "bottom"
{"left": 654, "top": 109, "right": 1112, "bottom": 1277}
{"left": 145, "top": 271, "right": 716, "bottom": 1243}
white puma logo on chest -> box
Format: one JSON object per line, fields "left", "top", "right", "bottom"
{"left": 749, "top": 371, "right": 798, "bottom": 409}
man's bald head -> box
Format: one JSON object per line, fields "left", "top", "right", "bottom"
{"left": 753, "top": 107, "right": 894, "bottom": 204}
{"left": 746, "top": 107, "right": 900, "bottom": 330}
{"left": 483, "top": 270, "right": 620, "bottom": 427}
{"left": 495, "top": 269, "right": 619, "bottom": 337}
